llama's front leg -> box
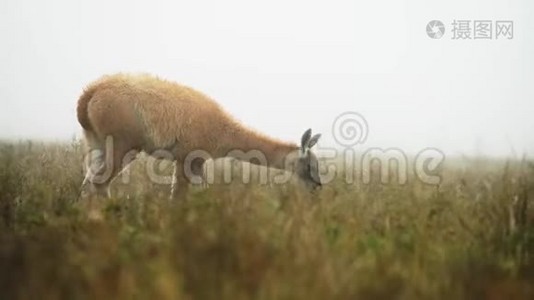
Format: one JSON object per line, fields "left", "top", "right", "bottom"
{"left": 189, "top": 157, "right": 208, "bottom": 189}
{"left": 171, "top": 160, "right": 187, "bottom": 200}
{"left": 171, "top": 160, "right": 178, "bottom": 199}
{"left": 171, "top": 158, "right": 208, "bottom": 199}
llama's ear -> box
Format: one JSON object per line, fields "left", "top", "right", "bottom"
{"left": 307, "top": 134, "right": 321, "bottom": 149}
{"left": 301, "top": 128, "right": 312, "bottom": 151}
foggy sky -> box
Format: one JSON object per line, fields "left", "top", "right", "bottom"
{"left": 1, "top": 0, "right": 532, "bottom": 157}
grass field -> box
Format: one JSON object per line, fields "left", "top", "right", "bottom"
{"left": 0, "top": 141, "right": 533, "bottom": 300}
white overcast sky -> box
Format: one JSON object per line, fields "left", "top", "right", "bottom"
{"left": 0, "top": 0, "right": 532, "bottom": 157}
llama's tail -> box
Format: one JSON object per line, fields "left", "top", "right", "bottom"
{"left": 77, "top": 86, "right": 97, "bottom": 131}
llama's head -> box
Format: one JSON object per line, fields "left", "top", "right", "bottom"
{"left": 295, "top": 128, "right": 322, "bottom": 190}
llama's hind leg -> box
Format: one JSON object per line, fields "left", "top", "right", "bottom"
{"left": 81, "top": 148, "right": 110, "bottom": 198}
{"left": 81, "top": 139, "right": 135, "bottom": 199}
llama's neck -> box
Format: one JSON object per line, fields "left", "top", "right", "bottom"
{"left": 218, "top": 124, "right": 299, "bottom": 170}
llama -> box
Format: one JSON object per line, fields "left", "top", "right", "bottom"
{"left": 77, "top": 73, "right": 322, "bottom": 198}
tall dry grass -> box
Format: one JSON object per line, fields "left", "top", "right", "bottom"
{"left": 0, "top": 141, "right": 533, "bottom": 299}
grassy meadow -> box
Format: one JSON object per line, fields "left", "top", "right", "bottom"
{"left": 0, "top": 141, "right": 533, "bottom": 299}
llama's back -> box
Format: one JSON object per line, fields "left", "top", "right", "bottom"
{"left": 77, "top": 74, "right": 238, "bottom": 154}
